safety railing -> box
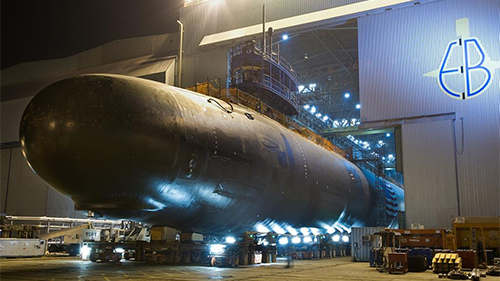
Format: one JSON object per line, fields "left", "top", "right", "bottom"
{"left": 230, "top": 42, "right": 299, "bottom": 83}
{"left": 186, "top": 82, "right": 346, "bottom": 158}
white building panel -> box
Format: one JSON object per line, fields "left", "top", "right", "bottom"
{"left": 358, "top": 0, "right": 500, "bottom": 228}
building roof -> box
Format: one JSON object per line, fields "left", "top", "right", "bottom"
{"left": 1, "top": 33, "right": 179, "bottom": 101}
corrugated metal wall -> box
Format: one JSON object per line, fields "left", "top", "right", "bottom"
{"left": 179, "top": 0, "right": 365, "bottom": 87}
{"left": 1, "top": 147, "right": 85, "bottom": 218}
{"left": 402, "top": 120, "right": 458, "bottom": 228}
{"left": 358, "top": 0, "right": 500, "bottom": 229}
{"left": 351, "top": 227, "right": 384, "bottom": 262}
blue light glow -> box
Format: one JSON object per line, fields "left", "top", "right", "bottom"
{"left": 282, "top": 34, "right": 289, "bottom": 40}
{"left": 356, "top": 104, "right": 361, "bottom": 109}
{"left": 310, "top": 228, "right": 320, "bottom": 235}
{"left": 325, "top": 226, "right": 335, "bottom": 234}
{"left": 332, "top": 235, "right": 340, "bottom": 242}
{"left": 344, "top": 93, "right": 350, "bottom": 98}
{"left": 272, "top": 224, "right": 286, "bottom": 235}
{"left": 256, "top": 224, "right": 269, "bottom": 233}
{"left": 300, "top": 227, "right": 310, "bottom": 236}
{"left": 278, "top": 237, "right": 289, "bottom": 245}
{"left": 286, "top": 226, "right": 298, "bottom": 235}
{"left": 209, "top": 244, "right": 226, "bottom": 254}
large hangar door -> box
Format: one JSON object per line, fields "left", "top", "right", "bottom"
{"left": 402, "top": 120, "right": 458, "bottom": 229}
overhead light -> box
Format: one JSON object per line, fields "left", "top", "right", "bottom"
{"left": 310, "top": 106, "right": 316, "bottom": 114}
{"left": 386, "top": 133, "right": 391, "bottom": 137}
{"left": 356, "top": 104, "right": 361, "bottom": 109}
{"left": 316, "top": 113, "right": 322, "bottom": 118}
{"left": 282, "top": 34, "right": 289, "bottom": 40}
{"left": 344, "top": 93, "right": 350, "bottom": 98}
{"left": 292, "top": 237, "right": 301, "bottom": 244}
{"left": 322, "top": 116, "right": 329, "bottom": 122}
{"left": 332, "top": 235, "right": 341, "bottom": 242}
{"left": 303, "top": 104, "right": 310, "bottom": 110}
{"left": 298, "top": 85, "right": 305, "bottom": 92}
{"left": 304, "top": 53, "right": 308, "bottom": 59}
{"left": 303, "top": 236, "right": 313, "bottom": 243}
{"left": 388, "top": 154, "right": 394, "bottom": 159}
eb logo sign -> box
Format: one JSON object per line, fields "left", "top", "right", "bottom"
{"left": 424, "top": 18, "right": 500, "bottom": 100}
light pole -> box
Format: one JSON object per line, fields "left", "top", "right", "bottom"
{"left": 177, "top": 20, "right": 184, "bottom": 87}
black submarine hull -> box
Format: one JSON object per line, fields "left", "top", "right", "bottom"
{"left": 20, "top": 74, "right": 404, "bottom": 235}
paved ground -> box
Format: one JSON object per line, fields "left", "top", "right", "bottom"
{"left": 0, "top": 256, "right": 487, "bottom": 281}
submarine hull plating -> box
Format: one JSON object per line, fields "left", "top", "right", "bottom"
{"left": 20, "top": 74, "right": 402, "bottom": 235}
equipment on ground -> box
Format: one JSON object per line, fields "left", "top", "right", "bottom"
{"left": 371, "top": 231, "right": 400, "bottom": 271}
{"left": 432, "top": 253, "right": 462, "bottom": 273}
{"left": 39, "top": 223, "right": 99, "bottom": 256}
{"left": 486, "top": 258, "right": 500, "bottom": 276}
{"left": 387, "top": 252, "right": 408, "bottom": 274}
{"left": 407, "top": 255, "right": 427, "bottom": 272}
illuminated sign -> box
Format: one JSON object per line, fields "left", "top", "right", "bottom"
{"left": 424, "top": 18, "right": 500, "bottom": 100}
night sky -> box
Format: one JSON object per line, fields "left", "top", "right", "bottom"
{"left": 1, "top": 0, "right": 184, "bottom": 70}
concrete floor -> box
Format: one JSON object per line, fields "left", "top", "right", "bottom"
{"left": 0, "top": 256, "right": 473, "bottom": 281}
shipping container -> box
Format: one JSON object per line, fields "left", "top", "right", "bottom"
{"left": 351, "top": 227, "right": 384, "bottom": 262}
{"left": 0, "top": 238, "right": 45, "bottom": 258}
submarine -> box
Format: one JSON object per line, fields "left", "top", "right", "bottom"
{"left": 19, "top": 74, "right": 404, "bottom": 235}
